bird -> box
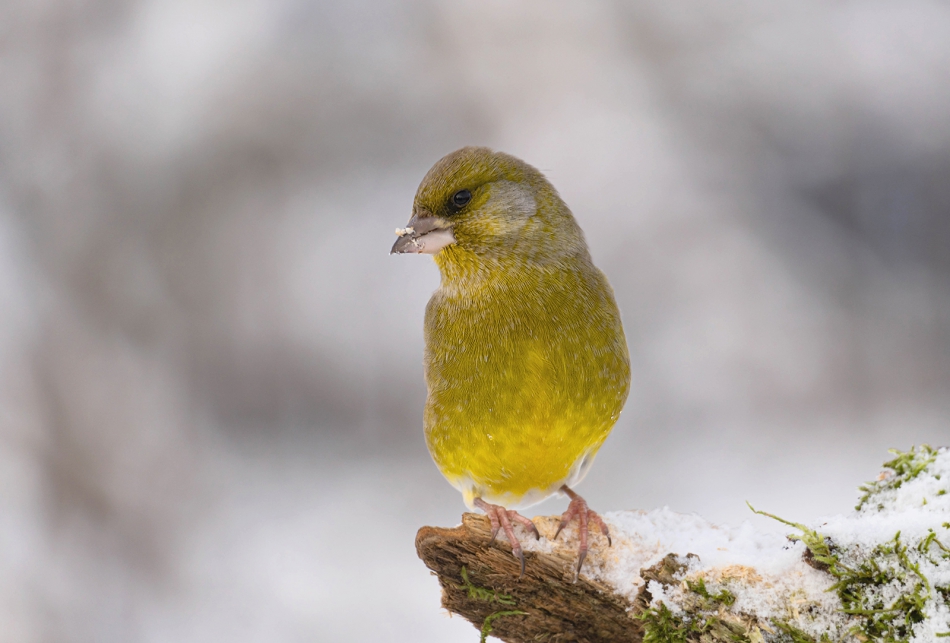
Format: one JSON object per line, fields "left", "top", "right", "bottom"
{"left": 391, "top": 147, "right": 631, "bottom": 578}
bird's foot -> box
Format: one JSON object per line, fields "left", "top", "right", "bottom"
{"left": 473, "top": 497, "right": 540, "bottom": 578}
{"left": 553, "top": 485, "right": 611, "bottom": 580}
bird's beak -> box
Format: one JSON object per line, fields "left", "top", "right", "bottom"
{"left": 390, "top": 214, "right": 456, "bottom": 255}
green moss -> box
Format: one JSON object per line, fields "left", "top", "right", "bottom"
{"left": 637, "top": 603, "right": 683, "bottom": 643}
{"left": 744, "top": 518, "right": 938, "bottom": 643}
{"left": 638, "top": 447, "right": 948, "bottom": 643}
{"left": 832, "top": 532, "right": 931, "bottom": 642}
{"left": 637, "top": 574, "right": 752, "bottom": 642}
{"left": 746, "top": 502, "right": 841, "bottom": 572}
{"left": 686, "top": 577, "right": 737, "bottom": 608}
{"left": 856, "top": 445, "right": 938, "bottom": 511}
{"left": 750, "top": 446, "right": 950, "bottom": 643}
{"left": 639, "top": 600, "right": 841, "bottom": 643}
{"left": 639, "top": 577, "right": 834, "bottom": 643}
{"left": 455, "top": 566, "right": 525, "bottom": 642}
{"left": 478, "top": 610, "right": 527, "bottom": 643}
{"left": 637, "top": 602, "right": 755, "bottom": 643}
{"left": 638, "top": 603, "right": 693, "bottom": 643}
{"left": 456, "top": 566, "right": 517, "bottom": 606}
{"left": 772, "top": 620, "right": 827, "bottom": 643}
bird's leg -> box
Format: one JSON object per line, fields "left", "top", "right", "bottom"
{"left": 473, "top": 497, "right": 540, "bottom": 578}
{"left": 553, "top": 485, "right": 611, "bottom": 579}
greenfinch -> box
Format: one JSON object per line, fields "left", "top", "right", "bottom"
{"left": 392, "top": 147, "right": 630, "bottom": 576}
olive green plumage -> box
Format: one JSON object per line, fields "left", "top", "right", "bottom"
{"left": 409, "top": 147, "right": 630, "bottom": 509}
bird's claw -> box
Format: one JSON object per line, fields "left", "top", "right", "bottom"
{"left": 557, "top": 485, "right": 610, "bottom": 581}
{"left": 474, "top": 498, "right": 536, "bottom": 578}
{"left": 574, "top": 548, "right": 588, "bottom": 581}
{"left": 528, "top": 522, "right": 541, "bottom": 540}
{"left": 513, "top": 547, "right": 526, "bottom": 578}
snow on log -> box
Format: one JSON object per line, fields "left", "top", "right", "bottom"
{"left": 416, "top": 446, "right": 950, "bottom": 642}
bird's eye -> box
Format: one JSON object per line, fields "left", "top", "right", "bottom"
{"left": 451, "top": 189, "right": 472, "bottom": 209}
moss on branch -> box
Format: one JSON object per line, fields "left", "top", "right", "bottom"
{"left": 417, "top": 446, "right": 950, "bottom": 643}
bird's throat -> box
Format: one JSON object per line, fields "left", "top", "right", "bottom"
{"left": 434, "top": 245, "right": 532, "bottom": 296}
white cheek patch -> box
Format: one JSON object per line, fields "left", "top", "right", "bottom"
{"left": 482, "top": 181, "right": 537, "bottom": 236}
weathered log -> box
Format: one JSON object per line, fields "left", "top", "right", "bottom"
{"left": 416, "top": 447, "right": 950, "bottom": 643}
{"left": 415, "top": 513, "right": 644, "bottom": 643}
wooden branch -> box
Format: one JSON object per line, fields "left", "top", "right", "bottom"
{"left": 415, "top": 513, "right": 647, "bottom": 643}
{"left": 416, "top": 450, "right": 950, "bottom": 643}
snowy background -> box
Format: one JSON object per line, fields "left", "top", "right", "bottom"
{"left": 1, "top": 1, "right": 950, "bottom": 641}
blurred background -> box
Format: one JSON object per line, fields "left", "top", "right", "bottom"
{"left": 1, "top": 1, "right": 949, "bottom": 641}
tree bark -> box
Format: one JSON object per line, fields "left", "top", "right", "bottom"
{"left": 415, "top": 513, "right": 645, "bottom": 643}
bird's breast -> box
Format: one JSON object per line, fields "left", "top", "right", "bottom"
{"left": 420, "top": 265, "right": 630, "bottom": 502}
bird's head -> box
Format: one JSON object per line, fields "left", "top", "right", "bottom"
{"left": 391, "top": 147, "right": 588, "bottom": 268}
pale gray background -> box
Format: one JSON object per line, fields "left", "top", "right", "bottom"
{"left": 1, "top": 1, "right": 949, "bottom": 641}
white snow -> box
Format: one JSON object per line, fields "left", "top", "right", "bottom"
{"left": 519, "top": 446, "right": 950, "bottom": 641}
